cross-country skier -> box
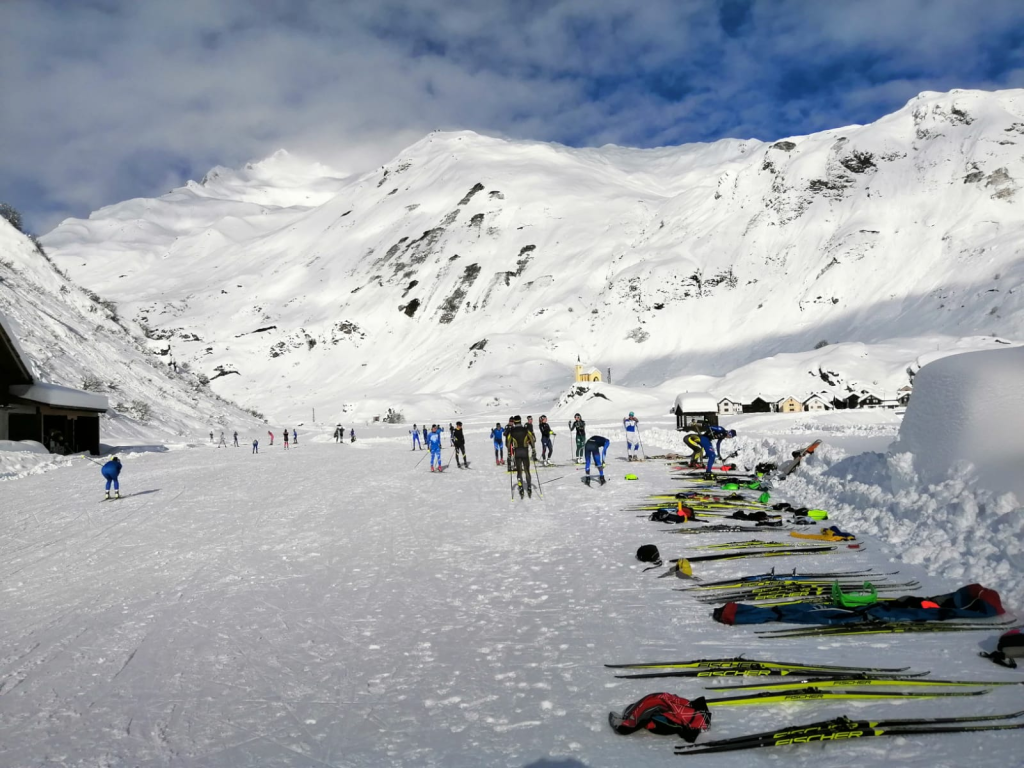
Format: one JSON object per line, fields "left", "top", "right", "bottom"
{"left": 569, "top": 414, "right": 586, "bottom": 463}
{"left": 350, "top": 428, "right": 356, "bottom": 442}
{"left": 427, "top": 424, "right": 443, "bottom": 471}
{"left": 452, "top": 421, "right": 468, "bottom": 468}
{"left": 683, "top": 432, "right": 703, "bottom": 466}
{"left": 449, "top": 422, "right": 455, "bottom": 446}
{"left": 101, "top": 456, "right": 122, "bottom": 499}
{"left": 252, "top": 438, "right": 259, "bottom": 454}
{"left": 490, "top": 422, "right": 505, "bottom": 465}
{"left": 422, "top": 425, "right": 428, "bottom": 444}
{"left": 283, "top": 430, "right": 290, "bottom": 450}
{"left": 209, "top": 431, "right": 214, "bottom": 443}
{"left": 538, "top": 415, "right": 555, "bottom": 465}
{"left": 699, "top": 424, "right": 737, "bottom": 478}
{"left": 507, "top": 415, "right": 535, "bottom": 498}
{"left": 623, "top": 412, "right": 640, "bottom": 461}
{"left": 335, "top": 424, "right": 342, "bottom": 443}
{"left": 268, "top": 431, "right": 274, "bottom": 446}
{"left": 217, "top": 432, "right": 227, "bottom": 448}
{"left": 233, "top": 431, "right": 239, "bottom": 447}
{"left": 411, "top": 424, "right": 422, "bottom": 450}
{"left": 583, "top": 435, "right": 610, "bottom": 486}
{"left": 526, "top": 416, "right": 538, "bottom": 461}
{"left": 292, "top": 429, "right": 298, "bottom": 445}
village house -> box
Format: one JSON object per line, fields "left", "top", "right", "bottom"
{"left": 717, "top": 398, "right": 743, "bottom": 415}
{"left": 776, "top": 396, "right": 804, "bottom": 413}
{"left": 744, "top": 396, "right": 775, "bottom": 413}
{"left": 803, "top": 393, "right": 832, "bottom": 411}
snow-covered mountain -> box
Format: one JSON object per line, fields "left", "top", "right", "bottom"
{"left": 0, "top": 221, "right": 264, "bottom": 443}
{"left": 43, "top": 89, "right": 1024, "bottom": 424}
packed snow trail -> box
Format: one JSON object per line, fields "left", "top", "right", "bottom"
{"left": 0, "top": 429, "right": 1020, "bottom": 767}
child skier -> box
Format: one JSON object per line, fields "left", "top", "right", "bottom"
{"left": 292, "top": 429, "right": 298, "bottom": 445}
{"left": 350, "top": 428, "right": 356, "bottom": 442}
{"left": 411, "top": 424, "right": 422, "bottom": 450}
{"left": 569, "top": 414, "right": 586, "bottom": 464}
{"left": 427, "top": 424, "right": 443, "bottom": 471}
{"left": 268, "top": 430, "right": 274, "bottom": 446}
{"left": 283, "top": 429, "right": 290, "bottom": 450}
{"left": 233, "top": 431, "right": 239, "bottom": 447}
{"left": 623, "top": 412, "right": 640, "bottom": 461}
{"left": 583, "top": 435, "right": 610, "bottom": 486}
{"left": 490, "top": 422, "right": 505, "bottom": 465}
{"left": 252, "top": 438, "right": 259, "bottom": 454}
{"left": 452, "top": 421, "right": 468, "bottom": 468}
{"left": 217, "top": 432, "right": 227, "bottom": 448}
{"left": 101, "top": 456, "right": 122, "bottom": 499}
{"left": 538, "top": 415, "right": 555, "bottom": 465}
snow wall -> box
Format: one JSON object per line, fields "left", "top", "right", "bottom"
{"left": 891, "top": 346, "right": 1024, "bottom": 502}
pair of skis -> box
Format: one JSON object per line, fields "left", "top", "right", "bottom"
{"left": 674, "top": 709, "right": 1024, "bottom": 756}
{"left": 757, "top": 618, "right": 1021, "bottom": 639}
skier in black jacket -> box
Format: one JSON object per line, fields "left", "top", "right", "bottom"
{"left": 569, "top": 414, "right": 586, "bottom": 464}
{"left": 538, "top": 415, "right": 555, "bottom": 465}
{"left": 452, "top": 421, "right": 468, "bottom": 468}
{"left": 507, "top": 416, "right": 536, "bottom": 498}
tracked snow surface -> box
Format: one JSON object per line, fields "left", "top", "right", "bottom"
{"left": 1, "top": 410, "right": 1021, "bottom": 767}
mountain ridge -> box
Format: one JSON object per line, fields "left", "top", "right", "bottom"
{"left": 39, "top": 87, "right": 1024, "bottom": 423}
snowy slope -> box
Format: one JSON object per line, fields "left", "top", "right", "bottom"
{"left": 0, "top": 220, "right": 264, "bottom": 447}
{"left": 44, "top": 89, "right": 1024, "bottom": 423}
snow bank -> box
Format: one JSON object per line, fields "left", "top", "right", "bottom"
{"left": 0, "top": 441, "right": 72, "bottom": 481}
{"left": 891, "top": 346, "right": 1024, "bottom": 501}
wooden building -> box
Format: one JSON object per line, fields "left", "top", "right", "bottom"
{"left": 674, "top": 392, "right": 719, "bottom": 431}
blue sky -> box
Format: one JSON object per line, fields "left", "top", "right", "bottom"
{"left": 2, "top": 0, "right": 1023, "bottom": 233}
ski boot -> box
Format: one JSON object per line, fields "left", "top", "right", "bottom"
{"left": 598, "top": 476, "right": 606, "bottom": 486}
{"left": 115, "top": 490, "right": 120, "bottom": 499}
{"left": 104, "top": 491, "right": 110, "bottom": 500}
{"left": 702, "top": 471, "right": 714, "bottom": 480}
{"left": 583, "top": 476, "right": 591, "bottom": 486}
{"left": 527, "top": 486, "right": 533, "bottom": 498}
{"left": 518, "top": 482, "right": 525, "bottom": 499}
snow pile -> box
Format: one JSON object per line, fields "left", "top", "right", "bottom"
{"left": 891, "top": 346, "right": 1024, "bottom": 501}
{"left": 0, "top": 440, "right": 71, "bottom": 481}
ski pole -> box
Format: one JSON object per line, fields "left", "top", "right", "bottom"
{"left": 636, "top": 424, "right": 648, "bottom": 461}
{"left": 79, "top": 454, "right": 104, "bottom": 466}
{"left": 413, "top": 450, "right": 429, "bottom": 470}
{"left": 534, "top": 460, "right": 544, "bottom": 498}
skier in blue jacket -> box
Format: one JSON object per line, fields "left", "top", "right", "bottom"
{"left": 699, "top": 424, "right": 737, "bottom": 478}
{"left": 411, "top": 424, "right": 422, "bottom": 450}
{"left": 101, "top": 456, "right": 122, "bottom": 499}
{"left": 427, "top": 424, "right": 443, "bottom": 471}
{"left": 583, "top": 435, "right": 610, "bottom": 486}
{"left": 490, "top": 423, "right": 505, "bottom": 465}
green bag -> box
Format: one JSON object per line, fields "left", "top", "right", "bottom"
{"left": 831, "top": 581, "right": 878, "bottom": 608}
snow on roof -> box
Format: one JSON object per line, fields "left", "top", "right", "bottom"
{"left": 9, "top": 382, "right": 108, "bottom": 412}
{"left": 674, "top": 392, "right": 718, "bottom": 412}
{"left": 581, "top": 366, "right": 600, "bottom": 374}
